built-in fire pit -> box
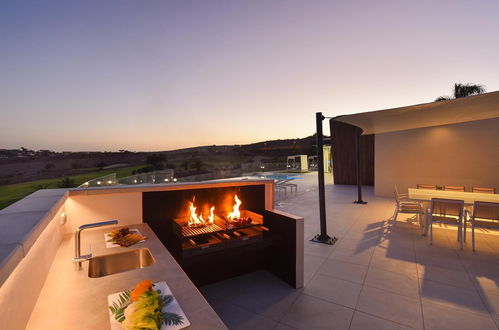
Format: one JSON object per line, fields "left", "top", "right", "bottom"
{"left": 143, "top": 182, "right": 303, "bottom": 288}
{"left": 172, "top": 194, "right": 269, "bottom": 256}
{"left": 174, "top": 194, "right": 267, "bottom": 236}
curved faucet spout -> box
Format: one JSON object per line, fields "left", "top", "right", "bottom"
{"left": 74, "top": 220, "right": 119, "bottom": 270}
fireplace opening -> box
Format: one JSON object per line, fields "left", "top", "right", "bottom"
{"left": 143, "top": 184, "right": 300, "bottom": 288}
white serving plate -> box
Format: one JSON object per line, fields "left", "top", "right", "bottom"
{"left": 104, "top": 229, "right": 146, "bottom": 248}
{"left": 107, "top": 281, "right": 190, "bottom": 330}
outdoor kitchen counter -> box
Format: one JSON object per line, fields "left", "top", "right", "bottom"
{"left": 26, "top": 223, "right": 227, "bottom": 330}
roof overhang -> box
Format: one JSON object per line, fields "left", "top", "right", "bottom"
{"left": 333, "top": 91, "right": 499, "bottom": 135}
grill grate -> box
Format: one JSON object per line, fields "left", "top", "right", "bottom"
{"left": 182, "top": 224, "right": 223, "bottom": 237}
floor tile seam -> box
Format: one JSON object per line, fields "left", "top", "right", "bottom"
{"left": 413, "top": 260, "right": 466, "bottom": 273}
{"left": 417, "top": 275, "right": 480, "bottom": 291}
{"left": 414, "top": 233, "right": 426, "bottom": 330}
{"left": 321, "top": 254, "right": 371, "bottom": 270}
{"left": 420, "top": 296, "right": 491, "bottom": 318}
{"left": 492, "top": 318, "right": 499, "bottom": 330}
{"left": 359, "top": 276, "right": 423, "bottom": 304}
{"left": 272, "top": 286, "right": 305, "bottom": 325}
{"left": 350, "top": 309, "right": 422, "bottom": 330}
{"left": 474, "top": 290, "right": 499, "bottom": 320}
{"left": 314, "top": 269, "right": 366, "bottom": 287}
{"left": 475, "top": 287, "right": 499, "bottom": 300}
{"left": 418, "top": 272, "right": 491, "bottom": 314}
{"left": 347, "top": 309, "right": 356, "bottom": 330}
{"left": 304, "top": 252, "right": 328, "bottom": 277}
{"left": 301, "top": 292, "right": 356, "bottom": 312}
{"left": 272, "top": 291, "right": 303, "bottom": 325}
{"left": 361, "top": 281, "right": 420, "bottom": 300}
{"left": 371, "top": 248, "right": 417, "bottom": 262}
{"left": 415, "top": 259, "right": 471, "bottom": 272}
{"left": 453, "top": 246, "right": 492, "bottom": 302}
{"left": 368, "top": 263, "right": 418, "bottom": 279}
{"left": 352, "top": 240, "right": 376, "bottom": 311}
{"left": 326, "top": 257, "right": 372, "bottom": 267}
{"left": 221, "top": 296, "right": 290, "bottom": 324}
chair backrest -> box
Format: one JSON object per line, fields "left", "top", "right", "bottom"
{"left": 394, "top": 185, "right": 407, "bottom": 204}
{"left": 431, "top": 198, "right": 464, "bottom": 217}
{"left": 473, "top": 201, "right": 499, "bottom": 221}
{"left": 444, "top": 185, "right": 465, "bottom": 192}
{"left": 394, "top": 189, "right": 402, "bottom": 204}
{"left": 472, "top": 187, "right": 496, "bottom": 194}
{"left": 417, "top": 184, "right": 437, "bottom": 190}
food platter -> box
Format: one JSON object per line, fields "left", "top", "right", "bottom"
{"left": 104, "top": 228, "right": 146, "bottom": 248}
{"left": 108, "top": 281, "right": 190, "bottom": 330}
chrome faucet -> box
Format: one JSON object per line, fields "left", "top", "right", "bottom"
{"left": 74, "top": 220, "right": 118, "bottom": 269}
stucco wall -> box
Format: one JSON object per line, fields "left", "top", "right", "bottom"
{"left": 375, "top": 117, "right": 499, "bottom": 197}
{"left": 65, "top": 192, "right": 142, "bottom": 234}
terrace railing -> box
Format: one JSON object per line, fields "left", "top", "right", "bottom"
{"left": 78, "top": 173, "right": 117, "bottom": 188}
{"left": 117, "top": 169, "right": 175, "bottom": 185}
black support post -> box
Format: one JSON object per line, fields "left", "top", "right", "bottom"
{"left": 311, "top": 112, "right": 337, "bottom": 245}
{"left": 354, "top": 131, "right": 367, "bottom": 204}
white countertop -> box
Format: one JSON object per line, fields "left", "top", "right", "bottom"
{"left": 26, "top": 223, "right": 227, "bottom": 330}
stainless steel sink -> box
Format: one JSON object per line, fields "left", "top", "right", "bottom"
{"left": 88, "top": 248, "right": 155, "bottom": 278}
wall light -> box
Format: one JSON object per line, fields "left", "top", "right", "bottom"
{"left": 60, "top": 212, "right": 67, "bottom": 225}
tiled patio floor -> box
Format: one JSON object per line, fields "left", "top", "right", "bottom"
{"left": 200, "top": 173, "right": 499, "bottom": 329}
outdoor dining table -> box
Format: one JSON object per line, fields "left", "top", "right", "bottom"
{"left": 407, "top": 188, "right": 499, "bottom": 235}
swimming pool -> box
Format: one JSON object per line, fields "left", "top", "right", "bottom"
{"left": 246, "top": 173, "right": 301, "bottom": 181}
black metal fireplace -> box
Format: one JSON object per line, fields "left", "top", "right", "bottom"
{"left": 142, "top": 183, "right": 302, "bottom": 287}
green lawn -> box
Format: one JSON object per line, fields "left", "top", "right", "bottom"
{"left": 0, "top": 165, "right": 146, "bottom": 210}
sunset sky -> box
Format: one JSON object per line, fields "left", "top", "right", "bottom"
{"left": 1, "top": 1, "right": 498, "bottom": 151}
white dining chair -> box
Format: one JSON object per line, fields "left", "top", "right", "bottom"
{"left": 468, "top": 201, "right": 499, "bottom": 251}
{"left": 472, "top": 187, "right": 496, "bottom": 194}
{"left": 429, "top": 198, "right": 465, "bottom": 249}
{"left": 444, "top": 185, "right": 465, "bottom": 192}
{"left": 393, "top": 186, "right": 424, "bottom": 232}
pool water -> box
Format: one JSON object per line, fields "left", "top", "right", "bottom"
{"left": 247, "top": 173, "right": 301, "bottom": 181}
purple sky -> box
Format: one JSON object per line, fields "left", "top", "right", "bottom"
{"left": 1, "top": 1, "right": 498, "bottom": 151}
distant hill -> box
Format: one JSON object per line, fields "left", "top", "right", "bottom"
{"left": 0, "top": 134, "right": 329, "bottom": 184}
{"left": 163, "top": 134, "right": 330, "bottom": 159}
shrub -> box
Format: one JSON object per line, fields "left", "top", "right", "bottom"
{"left": 58, "top": 177, "right": 76, "bottom": 188}
{"left": 33, "top": 183, "right": 50, "bottom": 190}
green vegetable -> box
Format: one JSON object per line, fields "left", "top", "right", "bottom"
{"left": 109, "top": 287, "right": 183, "bottom": 329}
{"left": 122, "top": 290, "right": 183, "bottom": 329}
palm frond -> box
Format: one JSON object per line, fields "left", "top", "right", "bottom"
{"left": 435, "top": 96, "right": 451, "bottom": 102}
{"left": 162, "top": 312, "right": 184, "bottom": 326}
{"left": 159, "top": 293, "right": 174, "bottom": 307}
{"left": 109, "top": 290, "right": 132, "bottom": 323}
{"left": 453, "top": 83, "right": 486, "bottom": 98}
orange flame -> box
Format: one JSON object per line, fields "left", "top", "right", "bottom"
{"left": 187, "top": 198, "right": 215, "bottom": 227}
{"left": 208, "top": 206, "right": 215, "bottom": 224}
{"left": 188, "top": 200, "right": 203, "bottom": 226}
{"left": 227, "top": 194, "right": 241, "bottom": 220}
